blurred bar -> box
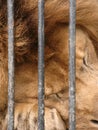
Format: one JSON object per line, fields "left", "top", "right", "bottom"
{"left": 7, "top": 0, "right": 15, "bottom": 130}
{"left": 69, "top": 0, "right": 76, "bottom": 130}
{"left": 38, "top": 0, "right": 45, "bottom": 130}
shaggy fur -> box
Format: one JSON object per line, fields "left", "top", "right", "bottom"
{"left": 0, "top": 0, "right": 98, "bottom": 129}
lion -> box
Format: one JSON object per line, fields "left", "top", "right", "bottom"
{"left": 0, "top": 0, "right": 98, "bottom": 129}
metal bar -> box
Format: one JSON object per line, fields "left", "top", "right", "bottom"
{"left": 69, "top": 0, "right": 76, "bottom": 130}
{"left": 38, "top": 0, "right": 45, "bottom": 130}
{"left": 7, "top": 0, "right": 15, "bottom": 130}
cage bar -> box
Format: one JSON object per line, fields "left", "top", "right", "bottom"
{"left": 69, "top": 0, "right": 76, "bottom": 130}
{"left": 7, "top": 0, "right": 15, "bottom": 130}
{"left": 38, "top": 0, "right": 45, "bottom": 130}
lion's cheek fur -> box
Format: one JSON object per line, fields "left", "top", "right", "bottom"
{"left": 14, "top": 25, "right": 68, "bottom": 101}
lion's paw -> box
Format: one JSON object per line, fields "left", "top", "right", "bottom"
{"left": 3, "top": 103, "right": 66, "bottom": 130}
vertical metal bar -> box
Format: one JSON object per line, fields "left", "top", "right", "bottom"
{"left": 7, "top": 0, "right": 15, "bottom": 130}
{"left": 38, "top": 0, "right": 45, "bottom": 130}
{"left": 69, "top": 0, "right": 76, "bottom": 130}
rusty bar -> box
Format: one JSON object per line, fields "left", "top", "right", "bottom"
{"left": 38, "top": 0, "right": 45, "bottom": 130}
{"left": 69, "top": 0, "right": 76, "bottom": 130}
{"left": 7, "top": 0, "right": 15, "bottom": 130}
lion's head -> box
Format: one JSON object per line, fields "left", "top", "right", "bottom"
{"left": 0, "top": 0, "right": 98, "bottom": 129}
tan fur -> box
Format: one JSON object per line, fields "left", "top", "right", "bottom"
{"left": 0, "top": 0, "right": 98, "bottom": 129}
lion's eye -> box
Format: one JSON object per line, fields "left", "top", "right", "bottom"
{"left": 91, "top": 119, "right": 98, "bottom": 125}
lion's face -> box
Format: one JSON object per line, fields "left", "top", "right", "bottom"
{"left": 14, "top": 24, "right": 98, "bottom": 129}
